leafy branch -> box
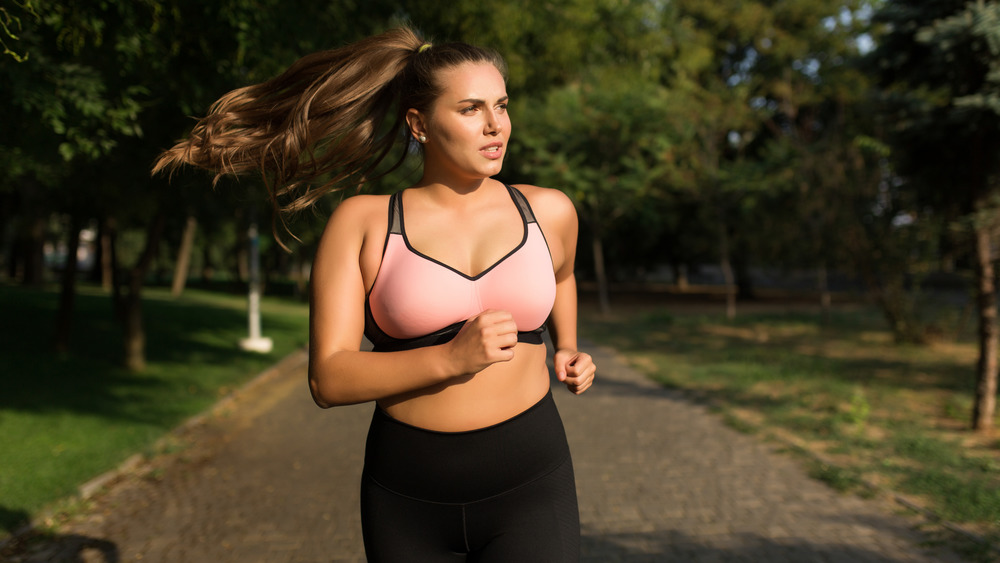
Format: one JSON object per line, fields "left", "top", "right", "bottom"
{"left": 1, "top": 0, "right": 38, "bottom": 62}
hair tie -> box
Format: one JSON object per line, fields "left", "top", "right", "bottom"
{"left": 418, "top": 43, "right": 432, "bottom": 54}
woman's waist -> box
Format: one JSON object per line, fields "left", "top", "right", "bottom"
{"left": 377, "top": 344, "right": 549, "bottom": 432}
{"left": 364, "top": 385, "right": 571, "bottom": 504}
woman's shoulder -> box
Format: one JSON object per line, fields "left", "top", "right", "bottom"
{"left": 510, "top": 184, "right": 576, "bottom": 222}
{"left": 325, "top": 192, "right": 391, "bottom": 229}
{"left": 332, "top": 192, "right": 392, "bottom": 218}
{"left": 319, "top": 192, "right": 392, "bottom": 247}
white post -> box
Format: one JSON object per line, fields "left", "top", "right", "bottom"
{"left": 240, "top": 220, "right": 273, "bottom": 353}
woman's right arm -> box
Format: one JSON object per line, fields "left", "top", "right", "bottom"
{"left": 307, "top": 196, "right": 517, "bottom": 408}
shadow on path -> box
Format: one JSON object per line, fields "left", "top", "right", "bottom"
{"left": 1, "top": 531, "right": 119, "bottom": 563}
{"left": 581, "top": 528, "right": 936, "bottom": 562}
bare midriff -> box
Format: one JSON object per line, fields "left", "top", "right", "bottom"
{"left": 376, "top": 342, "right": 550, "bottom": 432}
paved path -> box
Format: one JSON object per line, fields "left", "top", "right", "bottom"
{"left": 6, "top": 342, "right": 964, "bottom": 562}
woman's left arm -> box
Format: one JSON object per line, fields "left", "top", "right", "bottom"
{"left": 518, "top": 185, "right": 596, "bottom": 395}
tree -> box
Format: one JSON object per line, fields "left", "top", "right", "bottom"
{"left": 1, "top": 0, "right": 388, "bottom": 368}
{"left": 870, "top": 0, "right": 1000, "bottom": 431}
{"left": 399, "top": 0, "right": 671, "bottom": 97}
{"left": 659, "top": 0, "right": 865, "bottom": 317}
{"left": 1, "top": 1, "right": 154, "bottom": 357}
{"left": 511, "top": 69, "right": 678, "bottom": 313}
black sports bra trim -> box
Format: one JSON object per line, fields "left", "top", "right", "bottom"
{"left": 363, "top": 184, "right": 548, "bottom": 353}
{"left": 397, "top": 188, "right": 531, "bottom": 281}
{"left": 364, "top": 301, "right": 545, "bottom": 353}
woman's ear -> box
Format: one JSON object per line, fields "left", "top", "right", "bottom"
{"left": 406, "top": 108, "right": 427, "bottom": 143}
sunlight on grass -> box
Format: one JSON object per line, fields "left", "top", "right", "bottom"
{"left": 581, "top": 304, "right": 999, "bottom": 533}
{"left": 0, "top": 283, "right": 310, "bottom": 533}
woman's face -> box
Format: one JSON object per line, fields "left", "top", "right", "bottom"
{"left": 412, "top": 62, "right": 511, "bottom": 183}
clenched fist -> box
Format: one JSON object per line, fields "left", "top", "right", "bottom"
{"left": 445, "top": 309, "right": 519, "bottom": 376}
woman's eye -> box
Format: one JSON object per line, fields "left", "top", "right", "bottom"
{"left": 497, "top": 104, "right": 508, "bottom": 113}
{"left": 461, "top": 106, "right": 478, "bottom": 114}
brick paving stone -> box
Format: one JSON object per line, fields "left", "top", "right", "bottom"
{"left": 2, "top": 341, "right": 969, "bottom": 562}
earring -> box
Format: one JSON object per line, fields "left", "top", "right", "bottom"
{"left": 418, "top": 135, "right": 427, "bottom": 143}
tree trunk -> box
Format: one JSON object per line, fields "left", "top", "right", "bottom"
{"left": 107, "top": 218, "right": 124, "bottom": 321}
{"left": 591, "top": 230, "right": 611, "bottom": 316}
{"left": 233, "top": 208, "right": 249, "bottom": 285}
{"left": 20, "top": 216, "right": 46, "bottom": 286}
{"left": 171, "top": 215, "right": 198, "bottom": 297}
{"left": 733, "top": 246, "right": 755, "bottom": 300}
{"left": 54, "top": 215, "right": 82, "bottom": 353}
{"left": 88, "top": 219, "right": 103, "bottom": 285}
{"left": 121, "top": 213, "right": 166, "bottom": 372}
{"left": 972, "top": 225, "right": 998, "bottom": 431}
{"left": 123, "top": 288, "right": 146, "bottom": 372}
{"left": 843, "top": 226, "right": 925, "bottom": 343}
{"left": 236, "top": 243, "right": 249, "bottom": 284}
{"left": 292, "top": 255, "right": 309, "bottom": 300}
{"left": 718, "top": 219, "right": 736, "bottom": 320}
{"left": 818, "top": 263, "right": 832, "bottom": 323}
{"left": 868, "top": 275, "right": 922, "bottom": 343}
{"left": 201, "top": 233, "right": 215, "bottom": 282}
{"left": 673, "top": 262, "right": 689, "bottom": 292}
{"left": 2, "top": 208, "right": 13, "bottom": 280}
{"left": 101, "top": 219, "right": 116, "bottom": 292}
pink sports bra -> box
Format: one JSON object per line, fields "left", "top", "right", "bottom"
{"left": 364, "top": 185, "right": 556, "bottom": 352}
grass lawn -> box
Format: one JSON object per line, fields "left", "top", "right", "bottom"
{"left": 0, "top": 282, "right": 310, "bottom": 535}
{"left": 579, "top": 296, "right": 1000, "bottom": 549}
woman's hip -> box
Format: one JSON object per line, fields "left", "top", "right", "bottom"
{"left": 362, "top": 389, "right": 572, "bottom": 504}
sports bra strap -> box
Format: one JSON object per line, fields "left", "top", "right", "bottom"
{"left": 507, "top": 184, "right": 537, "bottom": 223}
{"left": 387, "top": 185, "right": 534, "bottom": 236}
{"left": 387, "top": 191, "right": 403, "bottom": 235}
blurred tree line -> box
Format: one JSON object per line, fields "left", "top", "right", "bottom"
{"left": 2, "top": 0, "right": 999, "bottom": 430}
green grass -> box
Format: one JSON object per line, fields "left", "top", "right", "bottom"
{"left": 0, "top": 282, "right": 309, "bottom": 534}
{"left": 581, "top": 305, "right": 1000, "bottom": 533}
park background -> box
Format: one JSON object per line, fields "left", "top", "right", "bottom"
{"left": 2, "top": 0, "right": 999, "bottom": 557}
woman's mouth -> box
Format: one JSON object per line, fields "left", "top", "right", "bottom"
{"left": 480, "top": 143, "right": 504, "bottom": 159}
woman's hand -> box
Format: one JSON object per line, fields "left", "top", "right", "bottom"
{"left": 444, "top": 309, "right": 519, "bottom": 376}
{"left": 553, "top": 349, "right": 596, "bottom": 394}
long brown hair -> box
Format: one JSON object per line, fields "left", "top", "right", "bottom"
{"left": 153, "top": 27, "right": 506, "bottom": 236}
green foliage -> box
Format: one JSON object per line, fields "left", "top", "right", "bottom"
{"left": 1, "top": 1, "right": 162, "bottom": 165}
{"left": 844, "top": 385, "right": 872, "bottom": 432}
{"left": 871, "top": 0, "right": 1000, "bottom": 201}
{"left": 0, "top": 0, "right": 983, "bottom": 370}
{"left": 512, "top": 69, "right": 675, "bottom": 223}
{"left": 808, "top": 461, "right": 867, "bottom": 493}
{"left": 870, "top": 0, "right": 1000, "bottom": 427}
{"left": 1, "top": 0, "right": 37, "bottom": 62}
{"left": 1, "top": 0, "right": 900, "bottom": 294}
{"left": 399, "top": 0, "right": 673, "bottom": 96}
{"left": 629, "top": 0, "right": 877, "bottom": 293}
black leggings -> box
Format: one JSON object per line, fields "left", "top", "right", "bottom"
{"left": 360, "top": 391, "right": 580, "bottom": 562}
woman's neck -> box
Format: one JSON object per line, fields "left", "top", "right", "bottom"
{"left": 408, "top": 178, "right": 507, "bottom": 214}
{"left": 412, "top": 174, "right": 496, "bottom": 199}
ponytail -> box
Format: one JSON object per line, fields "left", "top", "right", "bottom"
{"left": 153, "top": 26, "right": 507, "bottom": 242}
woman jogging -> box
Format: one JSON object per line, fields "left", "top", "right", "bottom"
{"left": 154, "top": 26, "right": 596, "bottom": 562}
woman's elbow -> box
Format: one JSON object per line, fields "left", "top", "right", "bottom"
{"left": 311, "top": 395, "right": 335, "bottom": 409}
{"left": 308, "top": 367, "right": 365, "bottom": 408}
{"left": 308, "top": 380, "right": 334, "bottom": 408}
{"left": 308, "top": 361, "right": 340, "bottom": 408}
